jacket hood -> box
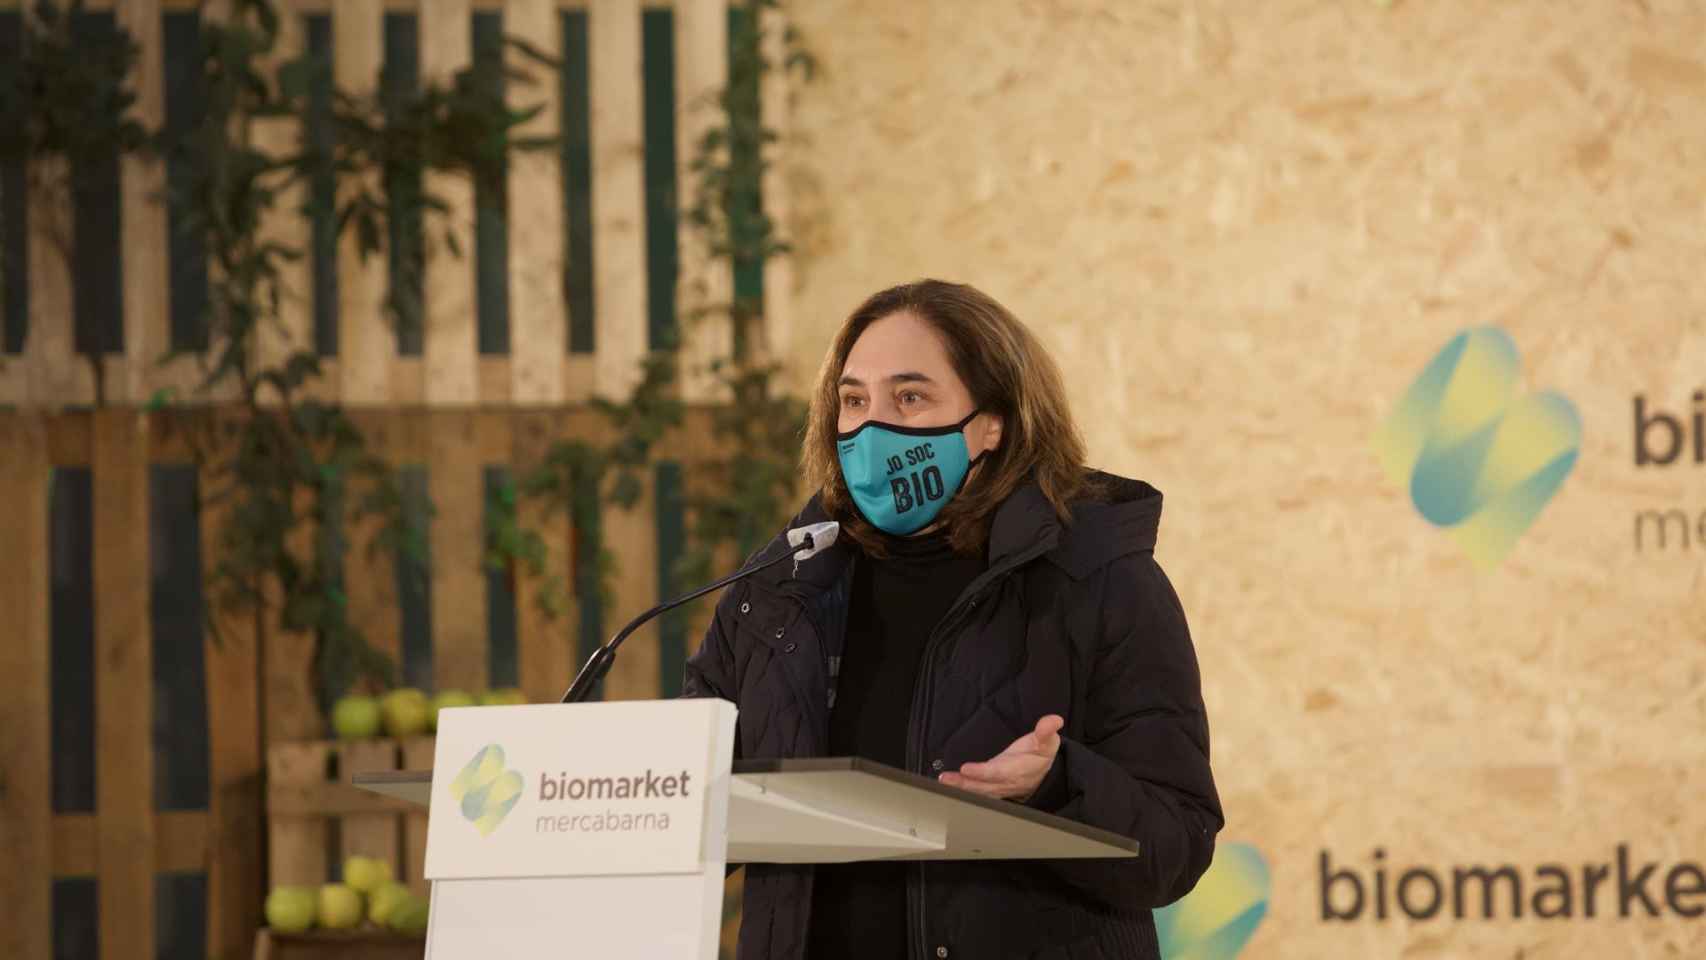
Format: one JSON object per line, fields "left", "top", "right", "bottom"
{"left": 749, "top": 469, "right": 1164, "bottom": 593}
{"left": 1040, "top": 470, "right": 1164, "bottom": 581}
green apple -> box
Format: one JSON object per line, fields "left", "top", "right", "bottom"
{"left": 317, "top": 883, "right": 363, "bottom": 930}
{"left": 477, "top": 687, "right": 528, "bottom": 707}
{"left": 428, "top": 690, "right": 476, "bottom": 730}
{"left": 381, "top": 688, "right": 431, "bottom": 737}
{"left": 330, "top": 695, "right": 381, "bottom": 740}
{"left": 341, "top": 854, "right": 391, "bottom": 895}
{"left": 264, "top": 885, "right": 317, "bottom": 933}
{"left": 368, "top": 881, "right": 412, "bottom": 926}
{"left": 388, "top": 893, "right": 431, "bottom": 935}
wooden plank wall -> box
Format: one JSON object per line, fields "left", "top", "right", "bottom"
{"left": 199, "top": 426, "right": 266, "bottom": 958}
{"left": 0, "top": 416, "right": 52, "bottom": 958}
{"left": 91, "top": 413, "right": 155, "bottom": 960}
{"left": 0, "top": 0, "right": 797, "bottom": 411}
{"left": 0, "top": 0, "right": 786, "bottom": 956}
{"left": 0, "top": 405, "right": 744, "bottom": 957}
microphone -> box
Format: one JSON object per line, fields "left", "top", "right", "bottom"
{"left": 560, "top": 520, "right": 842, "bottom": 704}
{"left": 787, "top": 521, "right": 839, "bottom": 561}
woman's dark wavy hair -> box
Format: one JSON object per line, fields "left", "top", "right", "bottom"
{"left": 802, "top": 279, "right": 1101, "bottom": 557}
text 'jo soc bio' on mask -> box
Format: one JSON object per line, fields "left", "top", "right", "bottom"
{"left": 836, "top": 410, "right": 985, "bottom": 536}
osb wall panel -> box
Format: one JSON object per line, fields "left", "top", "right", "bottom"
{"left": 782, "top": 1, "right": 1706, "bottom": 956}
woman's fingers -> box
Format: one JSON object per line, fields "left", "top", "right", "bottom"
{"left": 995, "top": 714, "right": 1066, "bottom": 759}
{"left": 936, "top": 715, "right": 1066, "bottom": 798}
{"left": 938, "top": 770, "right": 1017, "bottom": 798}
{"left": 949, "top": 754, "right": 1043, "bottom": 787}
{"left": 1030, "top": 715, "right": 1064, "bottom": 755}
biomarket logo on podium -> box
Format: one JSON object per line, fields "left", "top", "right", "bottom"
{"left": 533, "top": 767, "right": 692, "bottom": 835}
{"left": 1374, "top": 327, "right": 1581, "bottom": 570}
{"left": 449, "top": 744, "right": 526, "bottom": 837}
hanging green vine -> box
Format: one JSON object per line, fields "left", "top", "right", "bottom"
{"left": 162, "top": 0, "right": 398, "bottom": 715}
{"left": 488, "top": 0, "right": 818, "bottom": 648}
{"left": 487, "top": 337, "right": 685, "bottom": 626}
{"left": 0, "top": 0, "right": 150, "bottom": 394}
{"left": 155, "top": 0, "right": 558, "bottom": 715}
{"left": 0, "top": 0, "right": 149, "bottom": 241}
{"left": 6, "top": 0, "right": 816, "bottom": 709}
{"left": 675, "top": 0, "right": 818, "bottom": 591}
{"left": 289, "top": 28, "right": 558, "bottom": 339}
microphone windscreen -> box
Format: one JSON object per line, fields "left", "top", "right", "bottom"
{"left": 787, "top": 521, "right": 840, "bottom": 559}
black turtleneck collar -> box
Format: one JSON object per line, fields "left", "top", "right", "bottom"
{"left": 865, "top": 526, "right": 968, "bottom": 570}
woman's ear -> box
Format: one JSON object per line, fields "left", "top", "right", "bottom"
{"left": 978, "top": 412, "right": 1003, "bottom": 456}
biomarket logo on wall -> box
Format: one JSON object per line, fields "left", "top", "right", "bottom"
{"left": 449, "top": 744, "right": 525, "bottom": 837}
{"left": 1155, "top": 842, "right": 1270, "bottom": 959}
{"left": 1374, "top": 327, "right": 1582, "bottom": 570}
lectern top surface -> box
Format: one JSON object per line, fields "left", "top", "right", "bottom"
{"left": 732, "top": 757, "right": 1138, "bottom": 856}
{"left": 355, "top": 755, "right": 1138, "bottom": 863}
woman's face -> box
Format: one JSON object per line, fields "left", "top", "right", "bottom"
{"left": 836, "top": 311, "right": 1002, "bottom": 459}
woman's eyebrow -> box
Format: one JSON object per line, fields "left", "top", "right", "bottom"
{"left": 837, "top": 371, "right": 936, "bottom": 388}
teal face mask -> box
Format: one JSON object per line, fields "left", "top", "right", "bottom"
{"left": 836, "top": 410, "right": 985, "bottom": 536}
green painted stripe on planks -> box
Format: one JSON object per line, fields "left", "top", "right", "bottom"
{"left": 485, "top": 466, "right": 519, "bottom": 688}
{"left": 574, "top": 463, "right": 602, "bottom": 701}
{"left": 1, "top": 12, "right": 29, "bottom": 354}
{"left": 50, "top": 468, "right": 96, "bottom": 814}
{"left": 70, "top": 11, "right": 125, "bottom": 355}
{"left": 383, "top": 12, "right": 424, "bottom": 356}
{"left": 654, "top": 461, "right": 686, "bottom": 698}
{"left": 53, "top": 877, "right": 98, "bottom": 960}
{"left": 155, "top": 871, "right": 206, "bottom": 959}
{"left": 149, "top": 466, "right": 209, "bottom": 811}
{"left": 306, "top": 13, "right": 339, "bottom": 357}
{"left": 317, "top": 464, "right": 352, "bottom": 705}
{"left": 473, "top": 11, "right": 510, "bottom": 356}
{"left": 727, "top": 3, "right": 764, "bottom": 355}
{"left": 561, "top": 10, "right": 594, "bottom": 354}
{"left": 641, "top": 8, "right": 677, "bottom": 352}
{"left": 164, "top": 11, "right": 209, "bottom": 353}
{"left": 396, "top": 464, "right": 434, "bottom": 689}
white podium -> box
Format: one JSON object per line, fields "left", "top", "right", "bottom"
{"left": 356, "top": 699, "right": 1137, "bottom": 959}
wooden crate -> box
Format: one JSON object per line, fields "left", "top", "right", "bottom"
{"left": 253, "top": 929, "right": 423, "bottom": 960}
{"left": 266, "top": 738, "right": 439, "bottom": 895}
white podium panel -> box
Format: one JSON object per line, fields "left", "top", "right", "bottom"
{"left": 424, "top": 874, "right": 719, "bottom": 957}
{"left": 421, "top": 700, "right": 737, "bottom": 960}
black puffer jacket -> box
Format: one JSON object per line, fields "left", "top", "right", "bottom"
{"left": 684, "top": 472, "right": 1223, "bottom": 960}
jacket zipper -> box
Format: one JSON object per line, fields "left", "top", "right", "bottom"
{"left": 795, "top": 557, "right": 855, "bottom": 749}
{"left": 903, "top": 539, "right": 1055, "bottom": 960}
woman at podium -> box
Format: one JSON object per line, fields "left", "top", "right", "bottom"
{"left": 685, "top": 279, "right": 1223, "bottom": 960}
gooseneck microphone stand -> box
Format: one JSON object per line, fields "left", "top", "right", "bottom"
{"left": 560, "top": 530, "right": 825, "bottom": 704}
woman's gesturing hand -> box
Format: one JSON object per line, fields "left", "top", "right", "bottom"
{"left": 936, "top": 714, "right": 1064, "bottom": 801}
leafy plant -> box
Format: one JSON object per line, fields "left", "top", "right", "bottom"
{"left": 493, "top": 338, "right": 686, "bottom": 625}
{"left": 156, "top": 0, "right": 558, "bottom": 713}
{"left": 288, "top": 29, "right": 558, "bottom": 340}
{"left": 160, "top": 1, "right": 405, "bottom": 713}
{"left": 675, "top": 0, "right": 817, "bottom": 594}
{"left": 5, "top": 0, "right": 817, "bottom": 711}
{"left": 0, "top": 0, "right": 150, "bottom": 395}
{"left": 491, "top": 0, "right": 819, "bottom": 647}
{"left": 0, "top": 0, "right": 149, "bottom": 258}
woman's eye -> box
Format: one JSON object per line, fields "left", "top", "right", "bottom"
{"left": 841, "top": 394, "right": 864, "bottom": 409}
{"left": 898, "top": 391, "right": 922, "bottom": 405}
